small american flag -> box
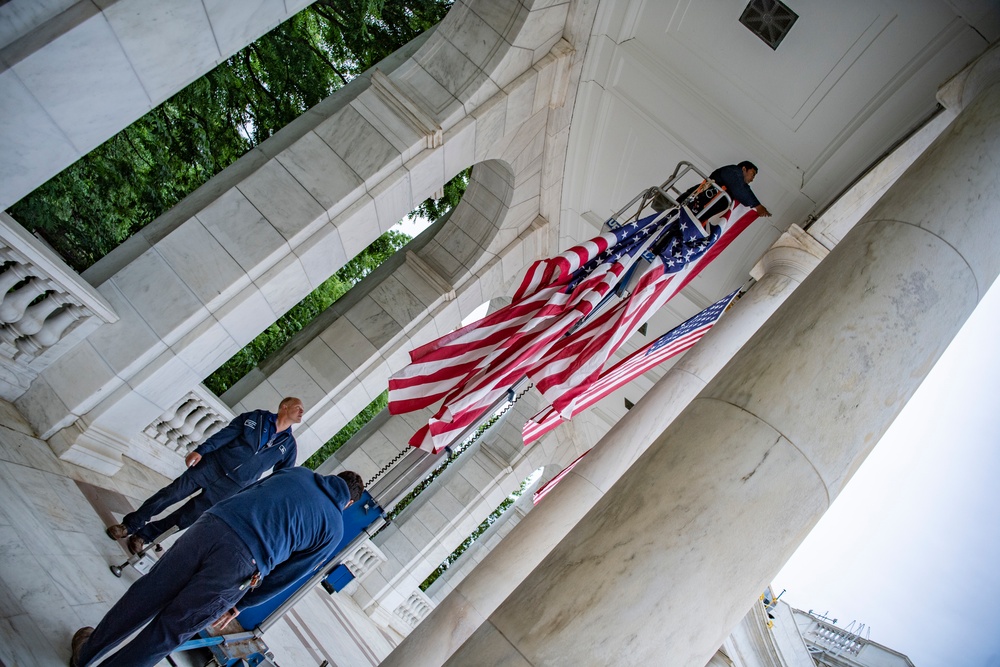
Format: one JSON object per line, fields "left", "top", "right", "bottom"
{"left": 532, "top": 449, "right": 590, "bottom": 505}
{"left": 523, "top": 289, "right": 741, "bottom": 446}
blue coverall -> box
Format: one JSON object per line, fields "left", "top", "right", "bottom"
{"left": 122, "top": 409, "right": 297, "bottom": 542}
{"left": 75, "top": 468, "right": 352, "bottom": 667}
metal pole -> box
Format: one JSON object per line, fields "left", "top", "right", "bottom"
{"left": 255, "top": 530, "right": 375, "bottom": 635}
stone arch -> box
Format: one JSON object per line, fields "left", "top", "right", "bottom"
{"left": 16, "top": 0, "right": 573, "bottom": 475}
{"left": 223, "top": 157, "right": 527, "bottom": 460}
{"left": 328, "top": 385, "right": 583, "bottom": 632}
{"left": 422, "top": 464, "right": 547, "bottom": 604}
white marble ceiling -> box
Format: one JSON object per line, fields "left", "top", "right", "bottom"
{"left": 559, "top": 0, "right": 997, "bottom": 416}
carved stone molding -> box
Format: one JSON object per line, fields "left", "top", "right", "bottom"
{"left": 393, "top": 589, "right": 434, "bottom": 633}
{"left": 342, "top": 538, "right": 389, "bottom": 582}
{"left": 750, "top": 223, "right": 829, "bottom": 283}
{"left": 370, "top": 69, "right": 443, "bottom": 149}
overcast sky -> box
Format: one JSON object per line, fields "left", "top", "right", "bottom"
{"left": 774, "top": 278, "right": 1000, "bottom": 667}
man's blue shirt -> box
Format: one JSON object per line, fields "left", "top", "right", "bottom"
{"left": 194, "top": 409, "right": 297, "bottom": 486}
{"left": 208, "top": 468, "right": 352, "bottom": 607}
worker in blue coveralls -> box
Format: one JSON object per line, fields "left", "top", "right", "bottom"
{"left": 70, "top": 468, "right": 365, "bottom": 667}
{"left": 105, "top": 397, "right": 303, "bottom": 554}
{"left": 665, "top": 160, "right": 772, "bottom": 220}
{"left": 704, "top": 161, "right": 771, "bottom": 217}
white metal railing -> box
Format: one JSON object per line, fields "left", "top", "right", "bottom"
{"left": 806, "top": 621, "right": 864, "bottom": 656}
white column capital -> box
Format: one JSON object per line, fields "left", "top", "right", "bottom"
{"left": 938, "top": 40, "right": 1000, "bottom": 113}
{"left": 750, "top": 224, "right": 829, "bottom": 283}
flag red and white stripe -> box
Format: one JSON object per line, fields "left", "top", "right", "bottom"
{"left": 389, "top": 200, "right": 757, "bottom": 454}
{"left": 525, "top": 204, "right": 757, "bottom": 419}
{"left": 388, "top": 218, "right": 664, "bottom": 452}
{"left": 406, "top": 265, "right": 623, "bottom": 452}
{"left": 523, "top": 288, "right": 741, "bottom": 445}
{"left": 532, "top": 449, "right": 590, "bottom": 505}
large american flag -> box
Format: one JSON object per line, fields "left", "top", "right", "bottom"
{"left": 524, "top": 204, "right": 758, "bottom": 419}
{"left": 388, "top": 212, "right": 669, "bottom": 452}
{"left": 522, "top": 288, "right": 741, "bottom": 446}
{"left": 389, "top": 200, "right": 758, "bottom": 453}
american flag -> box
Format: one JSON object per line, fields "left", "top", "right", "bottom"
{"left": 388, "top": 212, "right": 669, "bottom": 452}
{"left": 390, "top": 197, "right": 757, "bottom": 454}
{"left": 532, "top": 448, "right": 590, "bottom": 505}
{"left": 524, "top": 204, "right": 758, "bottom": 419}
{"left": 523, "top": 288, "right": 741, "bottom": 445}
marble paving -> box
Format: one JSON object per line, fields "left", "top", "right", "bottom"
{"left": 0, "top": 400, "right": 398, "bottom": 666}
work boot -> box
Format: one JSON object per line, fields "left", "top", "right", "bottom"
{"left": 69, "top": 626, "right": 93, "bottom": 667}
{"left": 126, "top": 534, "right": 145, "bottom": 555}
{"left": 105, "top": 524, "right": 128, "bottom": 540}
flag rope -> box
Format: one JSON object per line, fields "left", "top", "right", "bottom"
{"left": 368, "top": 381, "right": 536, "bottom": 509}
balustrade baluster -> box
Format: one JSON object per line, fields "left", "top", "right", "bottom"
{"left": 0, "top": 263, "right": 30, "bottom": 298}
{"left": 0, "top": 277, "right": 46, "bottom": 324}
{"left": 19, "top": 304, "right": 82, "bottom": 353}
{"left": 175, "top": 406, "right": 210, "bottom": 439}
{"left": 188, "top": 412, "right": 221, "bottom": 445}
{"left": 164, "top": 400, "right": 200, "bottom": 431}
{"left": 14, "top": 292, "right": 67, "bottom": 337}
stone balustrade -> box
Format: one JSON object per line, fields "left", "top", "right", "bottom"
{"left": 0, "top": 213, "right": 117, "bottom": 400}
{"left": 342, "top": 538, "right": 390, "bottom": 584}
{"left": 141, "top": 388, "right": 233, "bottom": 456}
{"left": 393, "top": 589, "right": 435, "bottom": 633}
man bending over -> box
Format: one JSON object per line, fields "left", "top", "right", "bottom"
{"left": 71, "top": 468, "right": 364, "bottom": 667}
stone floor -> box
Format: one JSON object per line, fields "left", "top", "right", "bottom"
{"left": 0, "top": 400, "right": 398, "bottom": 667}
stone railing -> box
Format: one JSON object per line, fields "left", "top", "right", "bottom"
{"left": 805, "top": 620, "right": 864, "bottom": 656}
{"left": 142, "top": 388, "right": 233, "bottom": 455}
{"left": 343, "top": 538, "right": 389, "bottom": 581}
{"left": 393, "top": 589, "right": 434, "bottom": 633}
{"left": 338, "top": 537, "right": 389, "bottom": 596}
{"left": 0, "top": 213, "right": 118, "bottom": 400}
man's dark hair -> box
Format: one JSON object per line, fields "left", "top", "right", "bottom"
{"left": 337, "top": 471, "right": 365, "bottom": 502}
{"left": 737, "top": 160, "right": 758, "bottom": 173}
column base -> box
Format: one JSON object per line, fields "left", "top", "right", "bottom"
{"left": 367, "top": 604, "right": 410, "bottom": 641}
{"left": 47, "top": 421, "right": 128, "bottom": 476}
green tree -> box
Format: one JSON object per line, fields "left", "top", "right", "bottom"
{"left": 7, "top": 0, "right": 470, "bottom": 474}
{"left": 8, "top": 0, "right": 454, "bottom": 270}
{"left": 303, "top": 391, "right": 389, "bottom": 470}
{"left": 412, "top": 168, "right": 471, "bottom": 221}
{"left": 419, "top": 472, "right": 537, "bottom": 591}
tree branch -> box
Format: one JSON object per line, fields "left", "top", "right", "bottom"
{"left": 241, "top": 48, "right": 283, "bottom": 115}
{"left": 120, "top": 127, "right": 155, "bottom": 170}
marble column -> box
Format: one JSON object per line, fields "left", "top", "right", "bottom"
{"left": 0, "top": 0, "right": 318, "bottom": 209}
{"left": 441, "top": 50, "right": 1000, "bottom": 667}
{"left": 380, "top": 226, "right": 828, "bottom": 666}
